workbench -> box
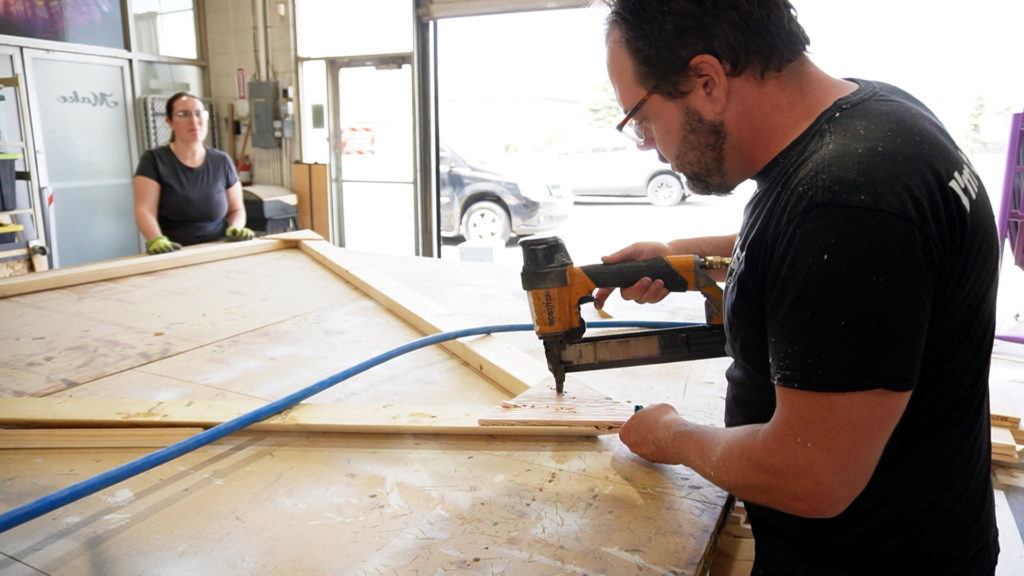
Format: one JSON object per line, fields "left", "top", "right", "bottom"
{"left": 0, "top": 232, "right": 733, "bottom": 575}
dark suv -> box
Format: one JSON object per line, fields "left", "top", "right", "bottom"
{"left": 440, "top": 144, "right": 572, "bottom": 244}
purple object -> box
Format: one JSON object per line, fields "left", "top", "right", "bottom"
{"left": 996, "top": 111, "right": 1024, "bottom": 344}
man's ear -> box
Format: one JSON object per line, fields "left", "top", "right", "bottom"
{"left": 687, "top": 54, "right": 729, "bottom": 116}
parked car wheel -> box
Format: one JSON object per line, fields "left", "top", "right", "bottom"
{"left": 440, "top": 144, "right": 571, "bottom": 243}
{"left": 646, "top": 173, "right": 687, "bottom": 206}
{"left": 462, "top": 200, "right": 511, "bottom": 243}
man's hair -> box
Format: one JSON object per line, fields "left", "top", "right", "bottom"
{"left": 605, "top": 0, "right": 810, "bottom": 98}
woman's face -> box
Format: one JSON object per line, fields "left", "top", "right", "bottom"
{"left": 168, "top": 96, "right": 209, "bottom": 143}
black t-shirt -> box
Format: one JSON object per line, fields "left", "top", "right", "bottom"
{"left": 723, "top": 80, "right": 999, "bottom": 575}
{"left": 134, "top": 145, "right": 239, "bottom": 245}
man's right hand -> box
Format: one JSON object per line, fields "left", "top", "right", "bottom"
{"left": 146, "top": 235, "right": 182, "bottom": 255}
{"left": 593, "top": 241, "right": 673, "bottom": 309}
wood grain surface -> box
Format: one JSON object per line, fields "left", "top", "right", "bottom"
{"left": 0, "top": 236, "right": 732, "bottom": 575}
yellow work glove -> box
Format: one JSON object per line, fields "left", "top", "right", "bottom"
{"left": 226, "top": 226, "right": 255, "bottom": 241}
{"left": 146, "top": 235, "right": 181, "bottom": 255}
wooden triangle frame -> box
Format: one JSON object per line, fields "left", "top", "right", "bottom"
{"left": 0, "top": 231, "right": 635, "bottom": 437}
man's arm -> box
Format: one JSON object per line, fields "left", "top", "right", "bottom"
{"left": 662, "top": 234, "right": 738, "bottom": 263}
{"left": 619, "top": 385, "right": 910, "bottom": 518}
{"left": 594, "top": 234, "right": 736, "bottom": 308}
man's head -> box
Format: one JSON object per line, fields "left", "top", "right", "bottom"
{"left": 604, "top": 0, "right": 809, "bottom": 195}
{"left": 605, "top": 0, "right": 809, "bottom": 97}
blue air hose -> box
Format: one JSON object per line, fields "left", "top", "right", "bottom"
{"left": 0, "top": 320, "right": 696, "bottom": 533}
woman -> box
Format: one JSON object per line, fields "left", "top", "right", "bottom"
{"left": 133, "top": 92, "right": 253, "bottom": 254}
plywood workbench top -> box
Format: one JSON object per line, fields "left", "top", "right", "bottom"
{"left": 0, "top": 235, "right": 733, "bottom": 575}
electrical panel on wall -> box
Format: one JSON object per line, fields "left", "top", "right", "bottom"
{"left": 248, "top": 80, "right": 280, "bottom": 149}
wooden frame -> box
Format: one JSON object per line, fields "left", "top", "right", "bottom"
{"left": 0, "top": 231, "right": 634, "bottom": 436}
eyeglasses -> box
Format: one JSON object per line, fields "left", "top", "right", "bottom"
{"left": 173, "top": 110, "right": 209, "bottom": 119}
{"left": 616, "top": 91, "right": 652, "bottom": 144}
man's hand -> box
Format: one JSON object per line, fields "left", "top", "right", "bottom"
{"left": 593, "top": 241, "right": 673, "bottom": 309}
{"left": 619, "top": 403, "right": 687, "bottom": 464}
{"left": 146, "top": 235, "right": 181, "bottom": 254}
{"left": 226, "top": 226, "right": 255, "bottom": 241}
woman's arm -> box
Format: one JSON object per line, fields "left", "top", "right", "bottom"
{"left": 133, "top": 175, "right": 163, "bottom": 241}
{"left": 224, "top": 181, "right": 247, "bottom": 229}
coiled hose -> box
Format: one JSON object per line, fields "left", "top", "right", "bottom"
{"left": 0, "top": 320, "right": 695, "bottom": 533}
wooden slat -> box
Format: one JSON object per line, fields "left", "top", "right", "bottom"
{"left": 0, "top": 238, "right": 292, "bottom": 298}
{"left": 992, "top": 425, "right": 1019, "bottom": 457}
{"left": 478, "top": 380, "right": 634, "bottom": 428}
{"left": 310, "top": 163, "right": 330, "bottom": 239}
{"left": 292, "top": 163, "right": 313, "bottom": 231}
{"left": 1013, "top": 426, "right": 1024, "bottom": 445}
{"left": 992, "top": 404, "right": 1022, "bottom": 428}
{"left": 0, "top": 397, "right": 616, "bottom": 436}
{"left": 0, "top": 427, "right": 204, "bottom": 449}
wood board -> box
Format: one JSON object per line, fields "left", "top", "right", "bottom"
{"left": 479, "top": 379, "right": 637, "bottom": 428}
{"left": 0, "top": 427, "right": 204, "bottom": 449}
{"left": 0, "top": 233, "right": 732, "bottom": 575}
{"left": 0, "top": 430, "right": 729, "bottom": 575}
{"left": 0, "top": 397, "right": 619, "bottom": 436}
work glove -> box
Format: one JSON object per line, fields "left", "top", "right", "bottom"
{"left": 146, "top": 235, "right": 181, "bottom": 255}
{"left": 226, "top": 226, "right": 255, "bottom": 241}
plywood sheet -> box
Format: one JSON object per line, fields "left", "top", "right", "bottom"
{"left": 0, "top": 431, "right": 727, "bottom": 576}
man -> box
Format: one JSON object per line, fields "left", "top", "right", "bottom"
{"left": 599, "top": 1, "right": 1000, "bottom": 574}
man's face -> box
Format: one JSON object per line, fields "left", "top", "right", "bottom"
{"left": 607, "top": 35, "right": 733, "bottom": 196}
{"left": 671, "top": 99, "right": 730, "bottom": 197}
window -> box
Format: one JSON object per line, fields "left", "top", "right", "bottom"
{"left": 132, "top": 0, "right": 198, "bottom": 59}
{"left": 136, "top": 62, "right": 204, "bottom": 96}
{"left": 296, "top": 0, "right": 412, "bottom": 58}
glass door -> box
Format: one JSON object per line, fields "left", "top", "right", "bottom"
{"left": 331, "top": 58, "right": 416, "bottom": 256}
{"left": 24, "top": 50, "right": 139, "bottom": 268}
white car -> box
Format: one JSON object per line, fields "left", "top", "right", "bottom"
{"left": 548, "top": 134, "right": 690, "bottom": 207}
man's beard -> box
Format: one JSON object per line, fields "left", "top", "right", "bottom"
{"left": 672, "top": 102, "right": 732, "bottom": 197}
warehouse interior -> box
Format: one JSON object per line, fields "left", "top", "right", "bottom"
{"left": 1, "top": 1, "right": 1024, "bottom": 574}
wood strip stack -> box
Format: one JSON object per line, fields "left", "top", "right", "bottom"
{"left": 991, "top": 404, "right": 1023, "bottom": 466}
{"left": 709, "top": 500, "right": 755, "bottom": 576}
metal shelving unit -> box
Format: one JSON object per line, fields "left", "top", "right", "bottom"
{"left": 0, "top": 74, "right": 47, "bottom": 274}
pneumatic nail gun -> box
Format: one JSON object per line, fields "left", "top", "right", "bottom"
{"left": 520, "top": 236, "right": 729, "bottom": 394}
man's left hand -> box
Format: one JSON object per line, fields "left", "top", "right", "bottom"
{"left": 619, "top": 403, "right": 687, "bottom": 464}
